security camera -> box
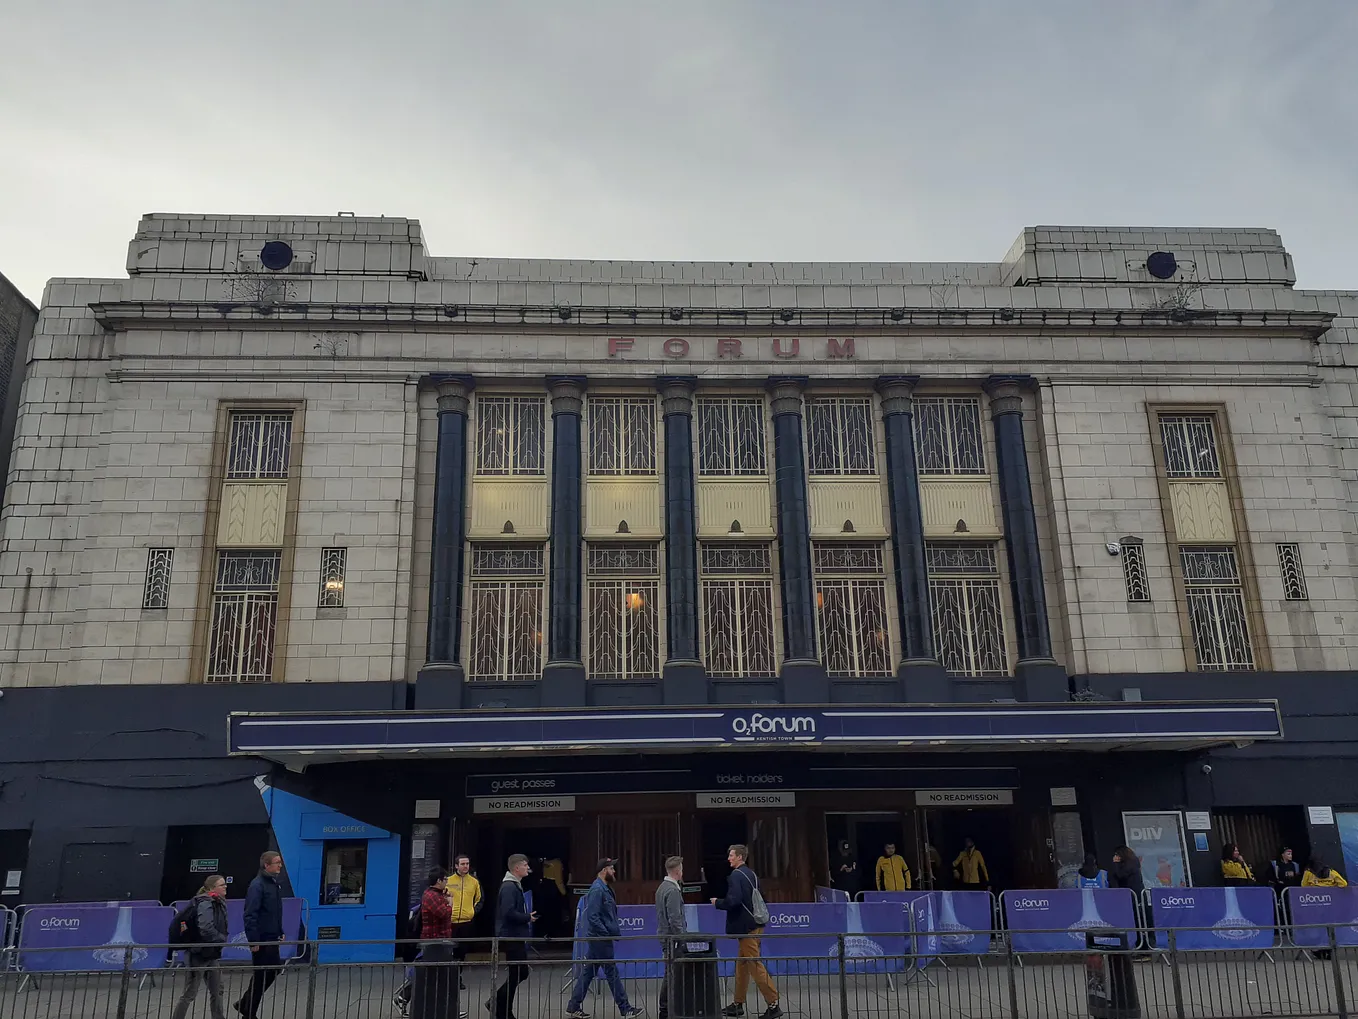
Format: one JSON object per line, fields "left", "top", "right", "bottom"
{"left": 1201, "top": 764, "right": 1212, "bottom": 776}
{"left": 1106, "top": 542, "right": 1122, "bottom": 556}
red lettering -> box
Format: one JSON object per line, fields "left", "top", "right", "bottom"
{"left": 772, "top": 337, "right": 800, "bottom": 359}
{"left": 826, "top": 337, "right": 856, "bottom": 359}
{"left": 717, "top": 337, "right": 743, "bottom": 359}
{"left": 663, "top": 337, "right": 690, "bottom": 358}
{"left": 607, "top": 337, "right": 635, "bottom": 357}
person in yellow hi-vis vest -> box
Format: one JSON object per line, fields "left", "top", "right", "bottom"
{"left": 953, "top": 837, "right": 989, "bottom": 890}
{"left": 447, "top": 854, "right": 483, "bottom": 992}
{"left": 875, "top": 843, "right": 912, "bottom": 891}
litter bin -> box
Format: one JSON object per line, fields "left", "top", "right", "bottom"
{"left": 410, "top": 941, "right": 459, "bottom": 1019}
{"left": 670, "top": 938, "right": 720, "bottom": 1019}
{"left": 1085, "top": 929, "right": 1140, "bottom": 1019}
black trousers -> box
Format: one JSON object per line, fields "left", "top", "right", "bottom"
{"left": 237, "top": 943, "right": 281, "bottom": 1018}
{"left": 493, "top": 942, "right": 529, "bottom": 1019}
{"left": 412, "top": 941, "right": 459, "bottom": 1019}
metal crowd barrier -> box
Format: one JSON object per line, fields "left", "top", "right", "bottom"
{"left": 0, "top": 929, "right": 1355, "bottom": 1019}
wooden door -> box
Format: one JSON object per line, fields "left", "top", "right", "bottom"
{"left": 597, "top": 813, "right": 682, "bottom": 905}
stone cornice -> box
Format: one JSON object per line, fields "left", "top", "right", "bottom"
{"left": 87, "top": 301, "right": 1337, "bottom": 338}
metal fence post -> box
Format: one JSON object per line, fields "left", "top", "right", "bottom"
{"left": 1168, "top": 928, "right": 1185, "bottom": 1019}
{"left": 303, "top": 940, "right": 319, "bottom": 1019}
{"left": 1330, "top": 926, "right": 1349, "bottom": 1019}
{"left": 113, "top": 945, "right": 133, "bottom": 1019}
{"left": 1005, "top": 936, "right": 1020, "bottom": 1019}
{"left": 489, "top": 936, "right": 500, "bottom": 1016}
{"left": 837, "top": 933, "right": 849, "bottom": 1019}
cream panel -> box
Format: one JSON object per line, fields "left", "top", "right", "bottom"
{"left": 808, "top": 479, "right": 887, "bottom": 537}
{"left": 1168, "top": 480, "right": 1235, "bottom": 542}
{"left": 696, "top": 479, "right": 775, "bottom": 538}
{"left": 468, "top": 479, "right": 550, "bottom": 538}
{"left": 920, "top": 477, "right": 1001, "bottom": 538}
{"left": 217, "top": 482, "right": 287, "bottom": 547}
{"left": 585, "top": 478, "right": 662, "bottom": 538}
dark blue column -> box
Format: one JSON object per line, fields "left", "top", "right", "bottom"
{"left": 767, "top": 377, "right": 828, "bottom": 703}
{"left": 542, "top": 375, "right": 587, "bottom": 706}
{"left": 416, "top": 375, "right": 473, "bottom": 709}
{"left": 983, "top": 375, "right": 1067, "bottom": 702}
{"left": 876, "top": 376, "right": 950, "bottom": 702}
{"left": 658, "top": 377, "right": 706, "bottom": 704}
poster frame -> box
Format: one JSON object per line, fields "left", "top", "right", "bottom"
{"left": 1121, "top": 810, "right": 1193, "bottom": 889}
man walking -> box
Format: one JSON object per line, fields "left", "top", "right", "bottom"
{"left": 235, "top": 851, "right": 285, "bottom": 1019}
{"left": 492, "top": 854, "right": 537, "bottom": 1019}
{"left": 711, "top": 845, "right": 780, "bottom": 1019}
{"left": 654, "top": 856, "right": 688, "bottom": 1019}
{"left": 875, "top": 843, "right": 912, "bottom": 892}
{"left": 567, "top": 859, "right": 644, "bottom": 1019}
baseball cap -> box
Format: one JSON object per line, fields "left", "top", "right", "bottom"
{"left": 596, "top": 857, "right": 617, "bottom": 872}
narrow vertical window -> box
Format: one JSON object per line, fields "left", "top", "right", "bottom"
{"left": 1180, "top": 546, "right": 1254, "bottom": 670}
{"left": 926, "top": 543, "right": 1009, "bottom": 677}
{"left": 1121, "top": 541, "right": 1150, "bottom": 602}
{"left": 586, "top": 545, "right": 660, "bottom": 679}
{"left": 319, "top": 547, "right": 347, "bottom": 608}
{"left": 700, "top": 544, "right": 777, "bottom": 678}
{"left": 467, "top": 545, "right": 545, "bottom": 680}
{"left": 813, "top": 543, "right": 892, "bottom": 677}
{"left": 206, "top": 551, "right": 282, "bottom": 683}
{"left": 806, "top": 397, "right": 876, "bottom": 475}
{"left": 142, "top": 548, "right": 174, "bottom": 609}
{"left": 1277, "top": 543, "right": 1308, "bottom": 601}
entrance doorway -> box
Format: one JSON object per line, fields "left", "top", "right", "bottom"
{"left": 161, "top": 824, "right": 273, "bottom": 904}
{"left": 825, "top": 813, "right": 918, "bottom": 896}
{"left": 467, "top": 819, "right": 573, "bottom": 939}
{"left": 922, "top": 807, "right": 1016, "bottom": 891}
{"left": 700, "top": 816, "right": 747, "bottom": 902}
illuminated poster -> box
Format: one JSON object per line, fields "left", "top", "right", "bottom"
{"left": 1122, "top": 811, "right": 1191, "bottom": 888}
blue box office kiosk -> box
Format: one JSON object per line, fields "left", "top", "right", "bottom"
{"left": 257, "top": 778, "right": 399, "bottom": 962}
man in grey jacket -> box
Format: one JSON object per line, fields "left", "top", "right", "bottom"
{"left": 654, "top": 856, "right": 688, "bottom": 1019}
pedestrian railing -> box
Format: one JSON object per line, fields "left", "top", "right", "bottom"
{"left": 1, "top": 928, "right": 1357, "bottom": 1019}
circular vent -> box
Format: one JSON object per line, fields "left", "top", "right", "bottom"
{"left": 259, "top": 241, "right": 294, "bottom": 271}
{"left": 1146, "top": 251, "right": 1178, "bottom": 280}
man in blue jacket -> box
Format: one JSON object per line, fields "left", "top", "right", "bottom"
{"left": 711, "top": 845, "right": 779, "bottom": 1019}
{"left": 234, "top": 851, "right": 286, "bottom": 1019}
{"left": 492, "top": 854, "right": 537, "bottom": 1019}
{"left": 566, "top": 859, "right": 644, "bottom": 1019}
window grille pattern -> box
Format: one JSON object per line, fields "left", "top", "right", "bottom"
{"left": 1180, "top": 546, "right": 1254, "bottom": 671}
{"left": 1160, "top": 414, "right": 1222, "bottom": 478}
{"left": 806, "top": 398, "right": 876, "bottom": 475}
{"left": 1277, "top": 543, "right": 1308, "bottom": 601}
{"left": 319, "top": 547, "right": 347, "bottom": 608}
{"left": 814, "top": 543, "right": 891, "bottom": 677}
{"left": 926, "top": 542, "right": 1008, "bottom": 677}
{"left": 206, "top": 551, "right": 281, "bottom": 683}
{"left": 475, "top": 396, "right": 545, "bottom": 476}
{"left": 142, "top": 548, "right": 173, "bottom": 609}
{"left": 226, "top": 412, "right": 293, "bottom": 480}
{"left": 468, "top": 544, "right": 545, "bottom": 681}
{"left": 1122, "top": 542, "right": 1150, "bottom": 602}
{"left": 589, "top": 397, "right": 656, "bottom": 475}
{"left": 587, "top": 544, "right": 660, "bottom": 680}
{"left": 914, "top": 397, "right": 986, "bottom": 475}
{"left": 697, "top": 398, "right": 767, "bottom": 476}
{"left": 701, "top": 543, "right": 776, "bottom": 678}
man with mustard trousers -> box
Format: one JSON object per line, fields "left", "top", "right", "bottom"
{"left": 448, "top": 855, "right": 483, "bottom": 992}
{"left": 875, "top": 843, "right": 912, "bottom": 892}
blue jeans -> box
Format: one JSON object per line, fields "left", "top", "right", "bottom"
{"left": 569, "top": 944, "right": 630, "bottom": 1011}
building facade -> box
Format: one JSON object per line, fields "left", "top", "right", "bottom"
{"left": 0, "top": 271, "right": 37, "bottom": 512}
{"left": 0, "top": 216, "right": 1356, "bottom": 950}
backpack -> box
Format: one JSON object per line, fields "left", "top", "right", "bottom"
{"left": 168, "top": 899, "right": 201, "bottom": 945}
{"left": 738, "top": 869, "right": 770, "bottom": 926}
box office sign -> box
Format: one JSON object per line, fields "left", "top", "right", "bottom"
{"left": 472, "top": 796, "right": 577, "bottom": 815}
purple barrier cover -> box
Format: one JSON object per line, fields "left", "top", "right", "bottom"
{"left": 815, "top": 886, "right": 849, "bottom": 903}
{"left": 689, "top": 902, "right": 907, "bottom": 974}
{"left": 19, "top": 905, "right": 175, "bottom": 972}
{"left": 571, "top": 900, "right": 664, "bottom": 979}
{"left": 1150, "top": 887, "right": 1276, "bottom": 950}
{"left": 1003, "top": 888, "right": 1137, "bottom": 954}
{"left": 171, "top": 897, "right": 306, "bottom": 962}
{"left": 1286, "top": 886, "right": 1358, "bottom": 948}
{"left": 874, "top": 891, "right": 992, "bottom": 956}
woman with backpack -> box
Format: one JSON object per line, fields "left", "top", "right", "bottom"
{"left": 170, "top": 874, "right": 230, "bottom": 1019}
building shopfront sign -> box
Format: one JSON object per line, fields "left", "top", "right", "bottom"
{"left": 916, "top": 789, "right": 1014, "bottom": 807}
{"left": 697, "top": 792, "right": 796, "bottom": 809}
{"left": 472, "top": 795, "right": 577, "bottom": 815}
{"left": 605, "top": 336, "right": 859, "bottom": 363}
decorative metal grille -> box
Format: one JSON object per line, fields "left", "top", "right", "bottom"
{"left": 697, "top": 397, "right": 767, "bottom": 476}
{"left": 142, "top": 548, "right": 173, "bottom": 609}
{"left": 589, "top": 396, "right": 656, "bottom": 475}
{"left": 926, "top": 542, "right": 1008, "bottom": 677}
{"left": 1278, "top": 543, "right": 1308, "bottom": 601}
{"left": 1121, "top": 542, "right": 1150, "bottom": 602}
{"left": 225, "top": 411, "right": 293, "bottom": 480}
{"left": 813, "top": 542, "right": 890, "bottom": 677}
{"left": 1160, "top": 414, "right": 1222, "bottom": 478}
{"left": 588, "top": 544, "right": 659, "bottom": 576}
{"left": 319, "top": 547, "right": 347, "bottom": 608}
{"left": 468, "top": 542, "right": 545, "bottom": 681}
{"left": 1180, "top": 545, "right": 1254, "bottom": 671}
{"left": 475, "top": 396, "right": 546, "bottom": 476}
{"left": 587, "top": 544, "right": 660, "bottom": 679}
{"left": 470, "top": 545, "right": 546, "bottom": 578}
{"left": 806, "top": 398, "right": 876, "bottom": 475}
{"left": 206, "top": 551, "right": 281, "bottom": 683}
{"left": 701, "top": 543, "right": 776, "bottom": 677}
{"left": 914, "top": 397, "right": 986, "bottom": 475}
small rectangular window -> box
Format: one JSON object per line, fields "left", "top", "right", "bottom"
{"left": 1121, "top": 542, "right": 1150, "bottom": 602}
{"left": 206, "top": 550, "right": 282, "bottom": 683}
{"left": 914, "top": 397, "right": 986, "bottom": 475}
{"left": 226, "top": 411, "right": 294, "bottom": 480}
{"left": 319, "top": 547, "right": 347, "bottom": 608}
{"left": 586, "top": 544, "right": 660, "bottom": 680}
{"left": 468, "top": 544, "right": 546, "bottom": 681}
{"left": 926, "top": 542, "right": 1009, "bottom": 677}
{"left": 589, "top": 397, "right": 656, "bottom": 476}
{"left": 142, "top": 548, "right": 174, "bottom": 609}
{"left": 321, "top": 841, "right": 368, "bottom": 905}
{"left": 1277, "top": 543, "right": 1308, "bottom": 601}
{"left": 813, "top": 543, "right": 892, "bottom": 677}
{"left": 1159, "top": 414, "right": 1222, "bottom": 479}
{"left": 697, "top": 397, "right": 767, "bottom": 476}
{"left": 475, "top": 396, "right": 546, "bottom": 476}
{"left": 700, "top": 543, "right": 777, "bottom": 678}
{"left": 806, "top": 398, "right": 877, "bottom": 475}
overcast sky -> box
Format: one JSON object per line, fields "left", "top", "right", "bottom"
{"left": 3, "top": 0, "right": 1356, "bottom": 303}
